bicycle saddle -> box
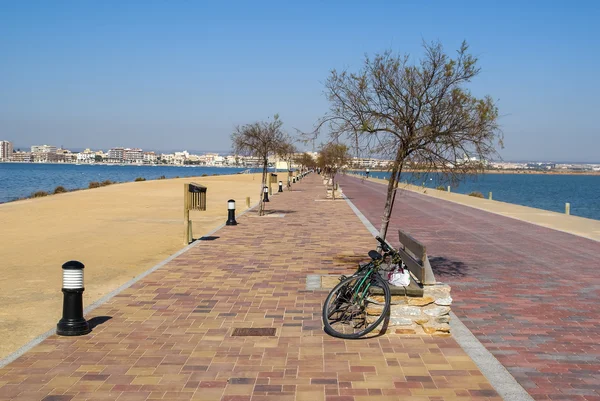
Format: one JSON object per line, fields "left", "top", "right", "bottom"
{"left": 368, "top": 250, "right": 382, "bottom": 260}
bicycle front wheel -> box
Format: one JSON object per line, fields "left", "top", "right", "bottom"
{"left": 322, "top": 274, "right": 391, "bottom": 339}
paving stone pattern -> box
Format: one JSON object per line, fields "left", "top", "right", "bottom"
{"left": 339, "top": 175, "right": 600, "bottom": 401}
{"left": 0, "top": 175, "right": 500, "bottom": 401}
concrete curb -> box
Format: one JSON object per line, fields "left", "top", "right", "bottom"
{"left": 340, "top": 191, "right": 533, "bottom": 401}
{"left": 0, "top": 201, "right": 260, "bottom": 369}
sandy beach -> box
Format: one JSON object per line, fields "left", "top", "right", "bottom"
{"left": 0, "top": 173, "right": 268, "bottom": 359}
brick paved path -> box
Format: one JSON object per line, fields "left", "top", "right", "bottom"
{"left": 338, "top": 175, "right": 600, "bottom": 401}
{"left": 0, "top": 174, "right": 500, "bottom": 401}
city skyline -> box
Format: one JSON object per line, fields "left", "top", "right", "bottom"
{"left": 1, "top": 1, "right": 599, "bottom": 162}
{"left": 2, "top": 138, "right": 600, "bottom": 166}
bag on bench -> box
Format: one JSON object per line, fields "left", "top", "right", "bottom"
{"left": 388, "top": 263, "right": 411, "bottom": 287}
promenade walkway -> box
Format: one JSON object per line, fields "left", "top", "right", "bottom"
{"left": 0, "top": 174, "right": 500, "bottom": 401}
{"left": 338, "top": 175, "right": 600, "bottom": 401}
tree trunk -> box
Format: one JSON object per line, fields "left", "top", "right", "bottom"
{"left": 332, "top": 174, "right": 336, "bottom": 200}
{"left": 259, "top": 158, "right": 268, "bottom": 216}
{"left": 378, "top": 148, "right": 405, "bottom": 242}
{"left": 287, "top": 159, "right": 292, "bottom": 190}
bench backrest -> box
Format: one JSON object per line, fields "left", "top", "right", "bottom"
{"left": 397, "top": 229, "right": 436, "bottom": 285}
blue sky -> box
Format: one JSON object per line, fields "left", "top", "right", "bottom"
{"left": 1, "top": 1, "right": 598, "bottom": 162}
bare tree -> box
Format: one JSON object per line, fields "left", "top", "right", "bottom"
{"left": 308, "top": 41, "right": 502, "bottom": 240}
{"left": 317, "top": 143, "right": 351, "bottom": 199}
{"left": 294, "top": 152, "right": 317, "bottom": 174}
{"left": 231, "top": 115, "right": 286, "bottom": 216}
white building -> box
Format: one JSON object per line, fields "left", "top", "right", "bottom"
{"left": 225, "top": 155, "right": 238, "bottom": 166}
{"left": 107, "top": 147, "right": 125, "bottom": 162}
{"left": 0, "top": 140, "right": 13, "bottom": 161}
{"left": 160, "top": 153, "right": 175, "bottom": 164}
{"left": 31, "top": 145, "right": 57, "bottom": 154}
{"left": 173, "top": 151, "right": 189, "bottom": 165}
{"left": 77, "top": 149, "right": 97, "bottom": 164}
{"left": 124, "top": 148, "right": 143, "bottom": 163}
{"left": 213, "top": 155, "right": 225, "bottom": 166}
{"left": 143, "top": 152, "right": 158, "bottom": 164}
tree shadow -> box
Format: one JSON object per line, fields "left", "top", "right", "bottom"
{"left": 332, "top": 254, "right": 366, "bottom": 269}
{"left": 429, "top": 256, "right": 469, "bottom": 278}
{"left": 88, "top": 316, "right": 112, "bottom": 330}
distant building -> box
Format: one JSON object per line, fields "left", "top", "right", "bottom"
{"left": 143, "top": 152, "right": 158, "bottom": 164}
{"left": 124, "top": 148, "right": 143, "bottom": 163}
{"left": 31, "top": 145, "right": 57, "bottom": 154}
{"left": 526, "top": 163, "right": 556, "bottom": 170}
{"left": 225, "top": 155, "right": 238, "bottom": 166}
{"left": 11, "top": 151, "right": 32, "bottom": 163}
{"left": 0, "top": 140, "right": 14, "bottom": 161}
{"left": 77, "top": 149, "right": 97, "bottom": 164}
{"left": 107, "top": 147, "right": 125, "bottom": 162}
{"left": 173, "top": 151, "right": 189, "bottom": 165}
{"left": 160, "top": 153, "right": 175, "bottom": 164}
{"left": 56, "top": 148, "right": 77, "bottom": 163}
{"left": 33, "top": 152, "right": 60, "bottom": 163}
{"left": 350, "top": 157, "right": 389, "bottom": 169}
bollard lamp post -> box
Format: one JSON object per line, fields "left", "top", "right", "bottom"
{"left": 263, "top": 186, "right": 269, "bottom": 202}
{"left": 292, "top": 177, "right": 296, "bottom": 184}
{"left": 57, "top": 261, "right": 91, "bottom": 336}
{"left": 226, "top": 199, "right": 237, "bottom": 225}
{"left": 278, "top": 181, "right": 283, "bottom": 193}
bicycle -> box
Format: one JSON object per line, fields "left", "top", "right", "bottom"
{"left": 322, "top": 236, "right": 400, "bottom": 339}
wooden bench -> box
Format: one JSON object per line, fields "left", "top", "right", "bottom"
{"left": 377, "top": 230, "right": 437, "bottom": 296}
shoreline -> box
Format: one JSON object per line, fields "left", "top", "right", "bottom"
{"left": 0, "top": 165, "right": 269, "bottom": 205}
{"left": 358, "top": 168, "right": 600, "bottom": 176}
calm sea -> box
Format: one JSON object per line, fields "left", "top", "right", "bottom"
{"left": 0, "top": 163, "right": 255, "bottom": 203}
{"left": 356, "top": 171, "right": 600, "bottom": 221}
{"left": 2, "top": 164, "right": 599, "bottom": 221}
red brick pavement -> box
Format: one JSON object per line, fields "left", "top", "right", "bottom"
{"left": 0, "top": 174, "right": 500, "bottom": 400}
{"left": 338, "top": 175, "right": 600, "bottom": 401}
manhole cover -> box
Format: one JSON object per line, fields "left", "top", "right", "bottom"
{"left": 231, "top": 328, "right": 276, "bottom": 337}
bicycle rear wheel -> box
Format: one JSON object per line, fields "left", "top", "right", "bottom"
{"left": 322, "top": 274, "right": 391, "bottom": 339}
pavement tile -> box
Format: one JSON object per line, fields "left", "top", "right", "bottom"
{"left": 339, "top": 175, "right": 600, "bottom": 400}
{"left": 0, "top": 174, "right": 500, "bottom": 400}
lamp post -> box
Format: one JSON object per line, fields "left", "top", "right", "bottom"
{"left": 226, "top": 199, "right": 237, "bottom": 225}
{"left": 278, "top": 181, "right": 283, "bottom": 193}
{"left": 365, "top": 168, "right": 370, "bottom": 179}
{"left": 263, "top": 186, "right": 269, "bottom": 202}
{"left": 57, "top": 261, "right": 90, "bottom": 336}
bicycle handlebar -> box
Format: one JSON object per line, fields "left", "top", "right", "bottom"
{"left": 375, "top": 236, "right": 393, "bottom": 253}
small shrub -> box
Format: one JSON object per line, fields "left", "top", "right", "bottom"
{"left": 201, "top": 174, "right": 208, "bottom": 177}
{"left": 436, "top": 186, "right": 446, "bottom": 191}
{"left": 134, "top": 177, "right": 146, "bottom": 182}
{"left": 175, "top": 176, "right": 180, "bottom": 178}
{"left": 53, "top": 186, "right": 68, "bottom": 194}
{"left": 89, "top": 181, "right": 101, "bottom": 189}
{"left": 158, "top": 175, "right": 166, "bottom": 180}
{"left": 100, "top": 180, "right": 113, "bottom": 186}
{"left": 32, "top": 191, "right": 49, "bottom": 198}
{"left": 468, "top": 191, "right": 484, "bottom": 198}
